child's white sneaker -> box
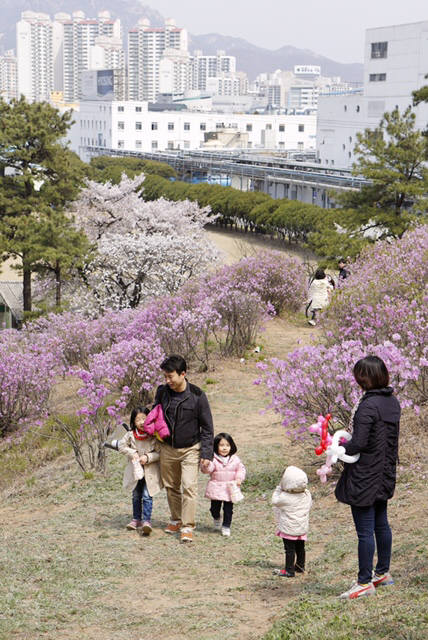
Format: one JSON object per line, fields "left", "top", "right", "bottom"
{"left": 213, "top": 518, "right": 222, "bottom": 530}
{"left": 221, "top": 526, "right": 231, "bottom": 537}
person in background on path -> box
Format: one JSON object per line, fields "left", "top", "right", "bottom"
{"left": 307, "top": 267, "right": 334, "bottom": 326}
{"left": 338, "top": 258, "right": 349, "bottom": 281}
{"left": 118, "top": 406, "right": 163, "bottom": 535}
{"left": 336, "top": 355, "right": 401, "bottom": 600}
{"left": 201, "top": 432, "right": 246, "bottom": 537}
{"left": 154, "top": 355, "right": 214, "bottom": 543}
{"left": 272, "top": 466, "right": 312, "bottom": 577}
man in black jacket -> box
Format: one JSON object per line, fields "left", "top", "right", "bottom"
{"left": 154, "top": 354, "right": 214, "bottom": 543}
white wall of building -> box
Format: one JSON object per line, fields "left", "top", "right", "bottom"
{"left": 69, "top": 100, "right": 316, "bottom": 161}
{"left": 317, "top": 20, "right": 428, "bottom": 169}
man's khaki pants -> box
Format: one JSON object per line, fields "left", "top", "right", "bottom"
{"left": 160, "top": 442, "right": 201, "bottom": 529}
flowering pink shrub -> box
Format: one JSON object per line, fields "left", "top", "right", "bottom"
{"left": 322, "top": 226, "right": 428, "bottom": 402}
{"left": 212, "top": 250, "right": 306, "bottom": 314}
{"left": 256, "top": 340, "right": 419, "bottom": 439}
{"left": 26, "top": 311, "right": 129, "bottom": 368}
{"left": 0, "top": 333, "right": 57, "bottom": 437}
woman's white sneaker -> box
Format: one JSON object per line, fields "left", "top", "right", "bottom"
{"left": 221, "top": 526, "right": 231, "bottom": 537}
{"left": 339, "top": 581, "right": 376, "bottom": 599}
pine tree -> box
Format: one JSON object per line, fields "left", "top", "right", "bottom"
{"left": 335, "top": 106, "right": 428, "bottom": 240}
{"left": 0, "top": 97, "right": 88, "bottom": 312}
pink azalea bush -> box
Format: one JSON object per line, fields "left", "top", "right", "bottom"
{"left": 0, "top": 332, "right": 57, "bottom": 438}
{"left": 256, "top": 340, "right": 419, "bottom": 439}
{"left": 322, "top": 226, "right": 428, "bottom": 403}
{"left": 257, "top": 226, "right": 428, "bottom": 443}
{"left": 210, "top": 250, "right": 307, "bottom": 314}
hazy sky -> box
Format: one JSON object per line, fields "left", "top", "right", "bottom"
{"left": 148, "top": 0, "right": 428, "bottom": 62}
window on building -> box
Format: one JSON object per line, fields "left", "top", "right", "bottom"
{"left": 349, "top": 136, "right": 352, "bottom": 143}
{"left": 247, "top": 142, "right": 252, "bottom": 148}
{"left": 331, "top": 159, "right": 335, "bottom": 165}
{"left": 167, "top": 141, "right": 174, "bottom": 150}
{"left": 168, "top": 122, "right": 174, "bottom": 130}
{"left": 279, "top": 141, "right": 285, "bottom": 148}
{"left": 356, "top": 105, "right": 360, "bottom": 112}
{"left": 369, "top": 73, "right": 387, "bottom": 82}
{"left": 118, "top": 140, "right": 124, "bottom": 148}
{"left": 184, "top": 140, "right": 190, "bottom": 149}
{"left": 117, "top": 106, "right": 124, "bottom": 112}
{"left": 344, "top": 105, "right": 347, "bottom": 112}
{"left": 371, "top": 41, "right": 388, "bottom": 59}
{"left": 184, "top": 122, "right": 190, "bottom": 130}
{"left": 135, "top": 106, "right": 142, "bottom": 112}
{"left": 298, "top": 124, "right": 305, "bottom": 132}
{"left": 348, "top": 152, "right": 352, "bottom": 158}
{"left": 342, "top": 143, "right": 346, "bottom": 150}
{"left": 135, "top": 140, "right": 142, "bottom": 149}
{"left": 151, "top": 122, "right": 158, "bottom": 130}
{"left": 279, "top": 124, "right": 285, "bottom": 132}
{"left": 266, "top": 124, "right": 272, "bottom": 130}
{"left": 216, "top": 122, "right": 224, "bottom": 129}
{"left": 298, "top": 142, "right": 304, "bottom": 150}
{"left": 246, "top": 124, "right": 252, "bottom": 132}
{"left": 152, "top": 141, "right": 158, "bottom": 150}
{"left": 135, "top": 122, "right": 142, "bottom": 130}
{"left": 200, "top": 123, "right": 206, "bottom": 131}
{"left": 118, "top": 121, "right": 125, "bottom": 130}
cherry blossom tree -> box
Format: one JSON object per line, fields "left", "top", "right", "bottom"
{"left": 40, "top": 173, "right": 219, "bottom": 314}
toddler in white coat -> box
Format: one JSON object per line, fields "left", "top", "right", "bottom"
{"left": 272, "top": 465, "right": 312, "bottom": 577}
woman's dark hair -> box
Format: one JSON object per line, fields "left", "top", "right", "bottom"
{"left": 130, "top": 405, "right": 150, "bottom": 430}
{"left": 314, "top": 268, "right": 326, "bottom": 280}
{"left": 161, "top": 354, "right": 187, "bottom": 374}
{"left": 213, "top": 432, "right": 237, "bottom": 456}
{"left": 353, "top": 355, "right": 389, "bottom": 391}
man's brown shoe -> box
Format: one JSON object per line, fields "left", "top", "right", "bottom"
{"left": 164, "top": 521, "right": 182, "bottom": 534}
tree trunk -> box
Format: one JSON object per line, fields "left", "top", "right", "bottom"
{"left": 55, "top": 261, "right": 61, "bottom": 307}
{"left": 23, "top": 263, "right": 32, "bottom": 312}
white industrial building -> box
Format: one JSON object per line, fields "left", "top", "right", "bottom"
{"left": 317, "top": 20, "right": 428, "bottom": 169}
{"left": 68, "top": 100, "right": 316, "bottom": 161}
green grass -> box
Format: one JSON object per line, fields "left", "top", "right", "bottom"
{"left": 1, "top": 379, "right": 427, "bottom": 639}
{"left": 0, "top": 416, "right": 75, "bottom": 490}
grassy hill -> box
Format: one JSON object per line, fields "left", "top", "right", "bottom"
{"left": 1, "top": 315, "right": 427, "bottom": 640}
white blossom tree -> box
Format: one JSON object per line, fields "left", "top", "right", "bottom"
{"left": 49, "top": 173, "right": 219, "bottom": 314}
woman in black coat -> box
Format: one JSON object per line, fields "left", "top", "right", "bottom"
{"left": 336, "top": 355, "right": 401, "bottom": 600}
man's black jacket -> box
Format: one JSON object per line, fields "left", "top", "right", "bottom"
{"left": 153, "top": 381, "right": 214, "bottom": 460}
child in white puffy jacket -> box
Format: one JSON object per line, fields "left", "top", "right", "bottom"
{"left": 272, "top": 466, "right": 312, "bottom": 577}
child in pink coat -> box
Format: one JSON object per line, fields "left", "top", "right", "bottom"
{"left": 201, "top": 432, "right": 246, "bottom": 537}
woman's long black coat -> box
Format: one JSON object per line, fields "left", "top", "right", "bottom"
{"left": 335, "top": 388, "right": 401, "bottom": 507}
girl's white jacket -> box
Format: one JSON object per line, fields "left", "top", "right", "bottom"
{"left": 307, "top": 277, "right": 333, "bottom": 310}
{"left": 272, "top": 466, "right": 312, "bottom": 537}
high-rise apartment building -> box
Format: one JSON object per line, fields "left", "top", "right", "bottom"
{"left": 0, "top": 50, "right": 18, "bottom": 101}
{"left": 16, "top": 11, "right": 54, "bottom": 102}
{"left": 192, "top": 50, "right": 236, "bottom": 91}
{"left": 128, "top": 18, "right": 188, "bottom": 101}
{"left": 55, "top": 10, "right": 123, "bottom": 102}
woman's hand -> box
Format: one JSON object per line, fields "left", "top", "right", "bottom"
{"left": 139, "top": 454, "right": 148, "bottom": 465}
